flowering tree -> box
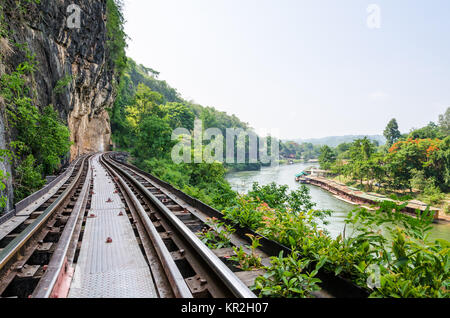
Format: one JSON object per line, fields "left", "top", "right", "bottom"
{"left": 386, "top": 138, "right": 446, "bottom": 191}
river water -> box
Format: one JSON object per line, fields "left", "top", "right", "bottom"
{"left": 226, "top": 162, "right": 450, "bottom": 241}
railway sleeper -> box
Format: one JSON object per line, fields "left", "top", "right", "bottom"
{"left": 66, "top": 202, "right": 76, "bottom": 209}
{"left": 54, "top": 216, "right": 69, "bottom": 227}
{"left": 173, "top": 212, "right": 196, "bottom": 222}
{"left": 153, "top": 222, "right": 165, "bottom": 233}
{"left": 1, "top": 265, "right": 43, "bottom": 298}
{"left": 167, "top": 204, "right": 183, "bottom": 212}
{"left": 174, "top": 258, "right": 196, "bottom": 279}
{"left": 27, "top": 242, "right": 55, "bottom": 265}
{"left": 29, "top": 212, "right": 45, "bottom": 220}
{"left": 0, "top": 234, "right": 18, "bottom": 248}
{"left": 10, "top": 220, "right": 34, "bottom": 234}
{"left": 212, "top": 247, "right": 236, "bottom": 259}
{"left": 185, "top": 275, "right": 212, "bottom": 298}
{"left": 234, "top": 270, "right": 267, "bottom": 288}
{"left": 34, "top": 206, "right": 48, "bottom": 212}
{"left": 183, "top": 220, "right": 205, "bottom": 233}
{"left": 162, "top": 237, "right": 179, "bottom": 252}
{"left": 43, "top": 228, "right": 62, "bottom": 243}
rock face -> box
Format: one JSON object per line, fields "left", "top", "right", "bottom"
{"left": 2, "top": 0, "right": 114, "bottom": 158}
{"left": 0, "top": 0, "right": 115, "bottom": 209}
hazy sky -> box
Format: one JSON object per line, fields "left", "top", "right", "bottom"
{"left": 123, "top": 0, "right": 450, "bottom": 140}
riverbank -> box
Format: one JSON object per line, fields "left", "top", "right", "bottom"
{"left": 301, "top": 175, "right": 450, "bottom": 223}
{"left": 226, "top": 162, "right": 450, "bottom": 240}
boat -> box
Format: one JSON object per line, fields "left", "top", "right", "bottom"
{"left": 295, "top": 171, "right": 308, "bottom": 183}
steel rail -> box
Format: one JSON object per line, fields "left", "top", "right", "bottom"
{"left": 101, "top": 156, "right": 193, "bottom": 298}
{"left": 0, "top": 155, "right": 89, "bottom": 274}
{"left": 0, "top": 155, "right": 81, "bottom": 227}
{"left": 102, "top": 154, "right": 257, "bottom": 299}
{"left": 32, "top": 155, "right": 93, "bottom": 298}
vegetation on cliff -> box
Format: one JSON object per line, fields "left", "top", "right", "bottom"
{"left": 0, "top": 0, "right": 126, "bottom": 208}
{"left": 0, "top": 3, "right": 72, "bottom": 206}
{"left": 106, "top": 0, "right": 127, "bottom": 79}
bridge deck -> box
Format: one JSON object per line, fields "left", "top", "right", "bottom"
{"left": 68, "top": 154, "right": 157, "bottom": 298}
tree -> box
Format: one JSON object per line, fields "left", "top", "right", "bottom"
{"left": 386, "top": 138, "right": 445, "bottom": 191}
{"left": 162, "top": 102, "right": 195, "bottom": 130}
{"left": 409, "top": 122, "right": 445, "bottom": 140}
{"left": 318, "top": 145, "right": 336, "bottom": 170}
{"left": 345, "top": 138, "right": 382, "bottom": 189}
{"left": 438, "top": 107, "right": 450, "bottom": 136}
{"left": 410, "top": 169, "right": 427, "bottom": 191}
{"left": 125, "top": 84, "right": 164, "bottom": 128}
{"left": 384, "top": 119, "right": 402, "bottom": 147}
{"left": 133, "top": 115, "right": 175, "bottom": 160}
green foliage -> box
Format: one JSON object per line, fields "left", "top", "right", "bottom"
{"left": 280, "top": 141, "right": 322, "bottom": 161}
{"left": 421, "top": 180, "right": 445, "bottom": 205}
{"left": 247, "top": 182, "right": 316, "bottom": 213}
{"left": 106, "top": 0, "right": 127, "bottom": 77}
{"left": 138, "top": 158, "right": 237, "bottom": 211}
{"left": 438, "top": 107, "right": 450, "bottom": 136}
{"left": 410, "top": 168, "right": 427, "bottom": 191}
{"left": 384, "top": 118, "right": 402, "bottom": 147}
{"left": 53, "top": 75, "right": 72, "bottom": 94}
{"left": 318, "top": 145, "right": 336, "bottom": 170}
{"left": 370, "top": 230, "right": 449, "bottom": 298}
{"left": 409, "top": 122, "right": 446, "bottom": 140}
{"left": 132, "top": 115, "right": 175, "bottom": 159}
{"left": 223, "top": 178, "right": 449, "bottom": 298}
{"left": 223, "top": 182, "right": 327, "bottom": 233}
{"left": 230, "top": 235, "right": 263, "bottom": 271}
{"left": 32, "top": 105, "right": 71, "bottom": 174}
{"left": 110, "top": 58, "right": 252, "bottom": 211}
{"left": 0, "top": 4, "right": 7, "bottom": 38}
{"left": 253, "top": 251, "right": 324, "bottom": 298}
{"left": 223, "top": 197, "right": 264, "bottom": 230}
{"left": 13, "top": 155, "right": 45, "bottom": 202}
{"left": 0, "top": 150, "right": 13, "bottom": 210}
{"left": 0, "top": 43, "right": 71, "bottom": 203}
{"left": 197, "top": 217, "right": 235, "bottom": 249}
{"left": 162, "top": 102, "right": 195, "bottom": 130}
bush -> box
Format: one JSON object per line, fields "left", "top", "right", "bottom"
{"left": 253, "top": 251, "right": 325, "bottom": 298}
{"left": 13, "top": 155, "right": 45, "bottom": 202}
{"left": 1, "top": 44, "right": 71, "bottom": 202}
{"left": 422, "top": 179, "right": 445, "bottom": 205}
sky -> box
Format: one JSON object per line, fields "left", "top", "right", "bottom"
{"left": 123, "top": 0, "right": 450, "bottom": 140}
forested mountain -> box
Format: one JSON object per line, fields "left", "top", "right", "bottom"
{"left": 109, "top": 57, "right": 259, "bottom": 209}
{"left": 110, "top": 58, "right": 250, "bottom": 148}
{"left": 293, "top": 135, "right": 386, "bottom": 147}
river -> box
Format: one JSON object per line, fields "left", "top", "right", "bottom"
{"left": 226, "top": 162, "right": 450, "bottom": 241}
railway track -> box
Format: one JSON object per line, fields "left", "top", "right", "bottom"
{"left": 0, "top": 151, "right": 369, "bottom": 298}
{"left": 0, "top": 154, "right": 93, "bottom": 298}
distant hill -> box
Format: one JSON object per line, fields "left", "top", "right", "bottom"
{"left": 292, "top": 135, "right": 386, "bottom": 147}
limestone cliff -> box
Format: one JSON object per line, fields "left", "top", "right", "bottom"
{"left": 0, "top": 0, "right": 116, "bottom": 209}
{"left": 1, "top": 0, "right": 114, "bottom": 158}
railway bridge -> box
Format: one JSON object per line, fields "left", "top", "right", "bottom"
{"left": 0, "top": 153, "right": 368, "bottom": 299}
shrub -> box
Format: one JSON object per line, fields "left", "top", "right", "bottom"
{"left": 13, "top": 155, "right": 45, "bottom": 202}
